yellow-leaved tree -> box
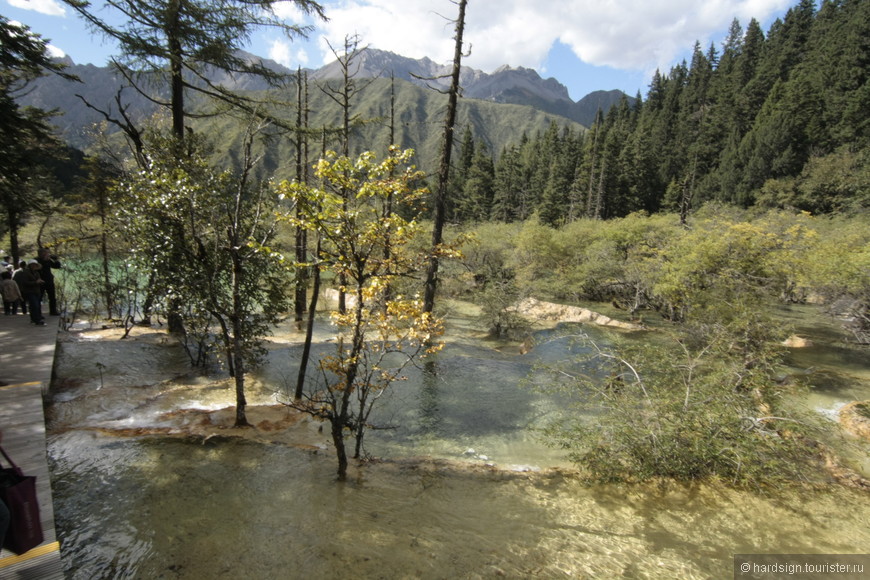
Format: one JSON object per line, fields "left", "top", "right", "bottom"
{"left": 277, "top": 148, "right": 445, "bottom": 480}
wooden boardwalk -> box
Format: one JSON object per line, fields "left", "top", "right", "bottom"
{"left": 0, "top": 312, "right": 64, "bottom": 580}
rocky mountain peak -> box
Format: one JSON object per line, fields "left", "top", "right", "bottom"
{"left": 310, "top": 48, "right": 625, "bottom": 125}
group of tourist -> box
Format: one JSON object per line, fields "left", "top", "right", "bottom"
{"left": 0, "top": 249, "right": 61, "bottom": 326}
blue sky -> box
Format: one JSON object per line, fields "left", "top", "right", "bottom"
{"left": 4, "top": 0, "right": 797, "bottom": 101}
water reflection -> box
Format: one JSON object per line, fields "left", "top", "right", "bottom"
{"left": 418, "top": 361, "right": 442, "bottom": 435}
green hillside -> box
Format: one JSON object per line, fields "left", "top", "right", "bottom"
{"left": 197, "top": 77, "right": 584, "bottom": 181}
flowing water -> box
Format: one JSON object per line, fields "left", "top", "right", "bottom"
{"left": 45, "top": 302, "right": 870, "bottom": 579}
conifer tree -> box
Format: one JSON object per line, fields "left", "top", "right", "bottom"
{"left": 458, "top": 142, "right": 495, "bottom": 222}
{"left": 539, "top": 128, "right": 579, "bottom": 225}
{"left": 449, "top": 126, "right": 477, "bottom": 221}
{"left": 491, "top": 145, "right": 523, "bottom": 222}
{"left": 63, "top": 0, "right": 325, "bottom": 140}
{"left": 0, "top": 18, "right": 73, "bottom": 263}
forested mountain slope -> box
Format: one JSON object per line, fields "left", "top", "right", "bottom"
{"left": 196, "top": 77, "right": 586, "bottom": 184}
{"left": 475, "top": 0, "right": 870, "bottom": 226}
{"left": 15, "top": 0, "right": 868, "bottom": 224}
{"left": 19, "top": 59, "right": 586, "bottom": 181}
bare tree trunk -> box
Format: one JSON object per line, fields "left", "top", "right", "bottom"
{"left": 294, "top": 233, "right": 322, "bottom": 401}
{"left": 295, "top": 130, "right": 333, "bottom": 400}
{"left": 99, "top": 207, "right": 113, "bottom": 318}
{"left": 6, "top": 208, "right": 21, "bottom": 269}
{"left": 294, "top": 68, "right": 308, "bottom": 328}
{"left": 320, "top": 35, "right": 367, "bottom": 315}
{"left": 232, "top": 255, "right": 250, "bottom": 427}
{"left": 213, "top": 313, "right": 236, "bottom": 377}
{"left": 423, "top": 0, "right": 467, "bottom": 315}
{"left": 381, "top": 73, "right": 397, "bottom": 308}
{"left": 167, "top": 0, "right": 185, "bottom": 140}
{"left": 331, "top": 415, "right": 348, "bottom": 480}
{"left": 165, "top": 0, "right": 187, "bottom": 335}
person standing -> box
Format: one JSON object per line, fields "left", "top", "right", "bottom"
{"left": 21, "top": 260, "right": 45, "bottom": 326}
{"left": 11, "top": 261, "right": 27, "bottom": 316}
{"left": 36, "top": 248, "right": 61, "bottom": 316}
{"left": 1, "top": 271, "right": 23, "bottom": 315}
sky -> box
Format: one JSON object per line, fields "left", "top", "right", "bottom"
{"left": 3, "top": 0, "right": 798, "bottom": 101}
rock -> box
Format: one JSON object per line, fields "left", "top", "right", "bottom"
{"left": 510, "top": 297, "right": 644, "bottom": 331}
{"left": 782, "top": 334, "right": 813, "bottom": 348}
{"left": 839, "top": 401, "right": 870, "bottom": 440}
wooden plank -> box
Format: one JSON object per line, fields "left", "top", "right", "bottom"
{"left": 0, "top": 541, "right": 61, "bottom": 568}
{"left": 0, "top": 544, "right": 64, "bottom": 580}
{"left": 1, "top": 312, "right": 64, "bottom": 579}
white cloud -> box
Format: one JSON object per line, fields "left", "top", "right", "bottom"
{"left": 7, "top": 0, "right": 66, "bottom": 17}
{"left": 317, "top": 0, "right": 454, "bottom": 64}
{"left": 271, "top": 1, "right": 307, "bottom": 23}
{"left": 46, "top": 44, "right": 66, "bottom": 59}
{"left": 314, "top": 0, "right": 792, "bottom": 73}
{"left": 269, "top": 38, "right": 309, "bottom": 68}
{"left": 553, "top": 0, "right": 793, "bottom": 73}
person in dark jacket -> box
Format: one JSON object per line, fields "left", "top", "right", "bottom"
{"left": 22, "top": 260, "right": 45, "bottom": 326}
{"left": 36, "top": 248, "right": 61, "bottom": 316}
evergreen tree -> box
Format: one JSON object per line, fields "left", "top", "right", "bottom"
{"left": 448, "top": 126, "right": 476, "bottom": 220}
{"left": 802, "top": 0, "right": 870, "bottom": 149}
{"left": 653, "top": 61, "right": 689, "bottom": 193}
{"left": 457, "top": 142, "right": 495, "bottom": 222}
{"left": 491, "top": 145, "right": 523, "bottom": 222}
{"left": 63, "top": 0, "right": 325, "bottom": 140}
{"left": 538, "top": 142, "right": 574, "bottom": 225}
{"left": 0, "top": 18, "right": 73, "bottom": 262}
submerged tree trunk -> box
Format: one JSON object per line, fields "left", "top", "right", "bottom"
{"left": 423, "top": 0, "right": 467, "bottom": 315}
{"left": 331, "top": 416, "right": 348, "bottom": 480}
{"left": 331, "top": 286, "right": 367, "bottom": 480}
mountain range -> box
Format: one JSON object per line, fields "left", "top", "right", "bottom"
{"left": 309, "top": 48, "right": 627, "bottom": 127}
{"left": 19, "top": 48, "right": 628, "bottom": 174}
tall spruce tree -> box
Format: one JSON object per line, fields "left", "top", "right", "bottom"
{"left": 0, "top": 18, "right": 73, "bottom": 263}
{"left": 457, "top": 142, "right": 495, "bottom": 222}
{"left": 491, "top": 145, "right": 523, "bottom": 222}
{"left": 63, "top": 0, "right": 325, "bottom": 140}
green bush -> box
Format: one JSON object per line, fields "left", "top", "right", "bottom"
{"left": 538, "top": 329, "right": 819, "bottom": 487}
